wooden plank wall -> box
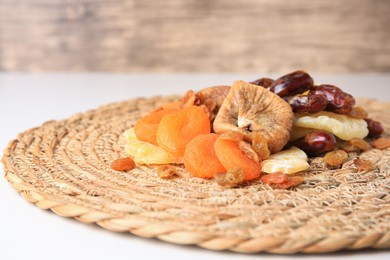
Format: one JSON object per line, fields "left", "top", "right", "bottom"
{"left": 0, "top": 0, "right": 389, "bottom": 73}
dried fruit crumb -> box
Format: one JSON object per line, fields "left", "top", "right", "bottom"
{"left": 157, "top": 165, "right": 177, "bottom": 179}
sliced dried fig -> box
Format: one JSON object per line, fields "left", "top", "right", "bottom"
{"left": 213, "top": 80, "right": 294, "bottom": 153}
{"left": 182, "top": 86, "right": 230, "bottom": 122}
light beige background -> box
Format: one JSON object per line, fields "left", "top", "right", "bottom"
{"left": 0, "top": 0, "right": 389, "bottom": 72}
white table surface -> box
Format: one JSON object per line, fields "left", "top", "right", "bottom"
{"left": 1, "top": 73, "right": 389, "bottom": 260}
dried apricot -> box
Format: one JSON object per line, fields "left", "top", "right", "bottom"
{"left": 111, "top": 157, "right": 136, "bottom": 171}
{"left": 156, "top": 105, "right": 211, "bottom": 156}
{"left": 214, "top": 136, "right": 262, "bottom": 181}
{"left": 134, "top": 108, "right": 178, "bottom": 145}
{"left": 160, "top": 101, "right": 183, "bottom": 110}
{"left": 183, "top": 134, "right": 226, "bottom": 178}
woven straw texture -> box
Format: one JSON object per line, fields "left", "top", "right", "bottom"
{"left": 2, "top": 96, "right": 390, "bottom": 254}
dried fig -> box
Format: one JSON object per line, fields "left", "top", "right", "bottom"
{"left": 196, "top": 86, "right": 231, "bottom": 122}
{"left": 182, "top": 86, "right": 230, "bottom": 122}
{"left": 213, "top": 80, "right": 294, "bottom": 153}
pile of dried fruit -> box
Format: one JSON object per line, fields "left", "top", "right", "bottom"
{"left": 111, "top": 70, "right": 390, "bottom": 189}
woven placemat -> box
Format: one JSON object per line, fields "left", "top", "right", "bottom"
{"left": 2, "top": 96, "right": 390, "bottom": 254}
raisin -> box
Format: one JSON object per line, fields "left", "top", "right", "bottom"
{"left": 293, "top": 130, "right": 336, "bottom": 156}
{"left": 251, "top": 132, "right": 270, "bottom": 160}
{"left": 348, "top": 106, "right": 368, "bottom": 119}
{"left": 250, "top": 77, "right": 275, "bottom": 88}
{"left": 348, "top": 138, "right": 370, "bottom": 152}
{"left": 311, "top": 84, "right": 355, "bottom": 114}
{"left": 287, "top": 92, "right": 328, "bottom": 113}
{"left": 364, "top": 118, "right": 384, "bottom": 138}
{"left": 371, "top": 137, "right": 390, "bottom": 149}
{"left": 111, "top": 157, "right": 136, "bottom": 171}
{"left": 261, "top": 172, "right": 288, "bottom": 184}
{"left": 353, "top": 158, "right": 373, "bottom": 172}
{"left": 323, "top": 150, "right": 348, "bottom": 167}
{"left": 261, "top": 172, "right": 303, "bottom": 189}
{"left": 269, "top": 70, "right": 314, "bottom": 97}
{"left": 215, "top": 167, "right": 244, "bottom": 188}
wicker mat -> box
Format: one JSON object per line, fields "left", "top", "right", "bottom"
{"left": 2, "top": 96, "right": 390, "bottom": 254}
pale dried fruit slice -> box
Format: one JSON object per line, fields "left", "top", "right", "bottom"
{"left": 261, "top": 146, "right": 309, "bottom": 174}
{"left": 124, "top": 128, "right": 182, "bottom": 164}
{"left": 213, "top": 80, "right": 293, "bottom": 153}
{"left": 289, "top": 126, "right": 314, "bottom": 141}
{"left": 294, "top": 111, "right": 368, "bottom": 140}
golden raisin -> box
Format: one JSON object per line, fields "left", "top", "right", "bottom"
{"left": 339, "top": 137, "right": 371, "bottom": 152}
{"left": 323, "top": 150, "right": 348, "bottom": 167}
{"left": 353, "top": 158, "right": 373, "bottom": 172}
{"left": 251, "top": 132, "right": 270, "bottom": 160}
{"left": 111, "top": 157, "right": 136, "bottom": 171}
{"left": 261, "top": 172, "right": 289, "bottom": 184}
{"left": 219, "top": 131, "right": 245, "bottom": 142}
{"left": 348, "top": 106, "right": 368, "bottom": 119}
{"left": 371, "top": 137, "right": 390, "bottom": 150}
{"left": 261, "top": 172, "right": 303, "bottom": 189}
{"left": 215, "top": 167, "right": 244, "bottom": 188}
{"left": 157, "top": 165, "right": 177, "bottom": 179}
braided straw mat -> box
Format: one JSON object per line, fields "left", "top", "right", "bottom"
{"left": 2, "top": 96, "right": 390, "bottom": 254}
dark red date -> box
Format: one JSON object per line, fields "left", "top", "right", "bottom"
{"left": 364, "top": 118, "right": 384, "bottom": 137}
{"left": 250, "top": 77, "right": 275, "bottom": 88}
{"left": 311, "top": 84, "right": 355, "bottom": 114}
{"left": 287, "top": 92, "right": 328, "bottom": 113}
{"left": 269, "top": 70, "right": 314, "bottom": 97}
{"left": 293, "top": 130, "right": 336, "bottom": 156}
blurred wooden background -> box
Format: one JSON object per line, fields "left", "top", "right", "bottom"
{"left": 0, "top": 0, "right": 389, "bottom": 73}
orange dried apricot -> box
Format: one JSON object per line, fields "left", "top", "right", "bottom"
{"left": 134, "top": 108, "right": 178, "bottom": 145}
{"left": 183, "top": 134, "right": 226, "bottom": 178}
{"left": 156, "top": 105, "right": 211, "bottom": 156}
{"left": 214, "top": 136, "right": 261, "bottom": 181}
{"left": 160, "top": 101, "right": 183, "bottom": 110}
{"left": 111, "top": 157, "right": 136, "bottom": 171}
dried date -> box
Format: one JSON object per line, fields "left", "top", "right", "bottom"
{"left": 287, "top": 92, "right": 328, "bottom": 113}
{"left": 293, "top": 130, "right": 336, "bottom": 156}
{"left": 250, "top": 77, "right": 275, "bottom": 88}
{"left": 364, "top": 118, "right": 384, "bottom": 138}
{"left": 311, "top": 84, "right": 355, "bottom": 114}
{"left": 269, "top": 70, "right": 314, "bottom": 97}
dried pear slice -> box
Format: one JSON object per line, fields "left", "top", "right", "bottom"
{"left": 294, "top": 111, "right": 368, "bottom": 140}
{"left": 213, "top": 80, "right": 294, "bottom": 153}
{"left": 261, "top": 146, "right": 310, "bottom": 174}
{"left": 124, "top": 128, "right": 182, "bottom": 164}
